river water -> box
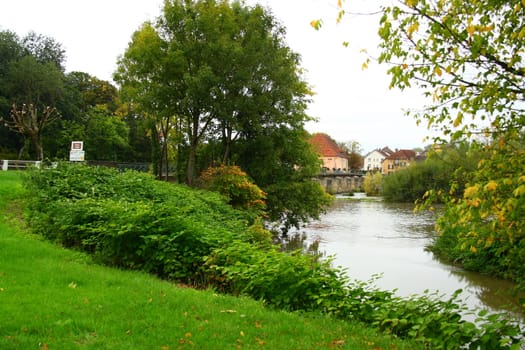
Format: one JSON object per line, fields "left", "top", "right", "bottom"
{"left": 301, "top": 194, "right": 523, "bottom": 319}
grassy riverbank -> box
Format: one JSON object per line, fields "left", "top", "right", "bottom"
{"left": 0, "top": 172, "right": 419, "bottom": 349}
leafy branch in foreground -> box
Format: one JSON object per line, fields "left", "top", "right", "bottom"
{"left": 376, "top": 0, "right": 524, "bottom": 140}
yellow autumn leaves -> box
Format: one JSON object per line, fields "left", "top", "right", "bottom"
{"left": 462, "top": 180, "right": 499, "bottom": 208}
{"left": 464, "top": 180, "right": 498, "bottom": 198}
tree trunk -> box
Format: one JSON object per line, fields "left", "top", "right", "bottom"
{"left": 33, "top": 137, "right": 44, "bottom": 161}
{"left": 186, "top": 114, "right": 201, "bottom": 186}
{"left": 162, "top": 116, "right": 170, "bottom": 181}
{"left": 17, "top": 143, "right": 26, "bottom": 160}
{"left": 186, "top": 140, "right": 197, "bottom": 186}
{"left": 222, "top": 127, "right": 232, "bottom": 165}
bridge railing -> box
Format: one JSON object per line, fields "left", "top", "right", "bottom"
{"left": 317, "top": 169, "right": 367, "bottom": 176}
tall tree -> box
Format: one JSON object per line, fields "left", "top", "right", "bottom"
{"left": 115, "top": 21, "right": 176, "bottom": 180}
{"left": 116, "top": 0, "right": 331, "bottom": 230}
{"left": 115, "top": 0, "right": 313, "bottom": 185}
{"left": 22, "top": 31, "right": 66, "bottom": 71}
{"left": 205, "top": 2, "right": 313, "bottom": 164}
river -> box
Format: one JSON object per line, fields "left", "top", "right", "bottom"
{"left": 300, "top": 194, "right": 523, "bottom": 319}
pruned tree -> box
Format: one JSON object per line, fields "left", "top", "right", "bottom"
{"left": 2, "top": 103, "right": 60, "bottom": 160}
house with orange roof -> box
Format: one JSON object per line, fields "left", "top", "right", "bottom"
{"left": 309, "top": 133, "right": 349, "bottom": 171}
{"left": 382, "top": 149, "right": 417, "bottom": 175}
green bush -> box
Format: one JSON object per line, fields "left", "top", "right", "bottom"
{"left": 428, "top": 137, "right": 525, "bottom": 292}
{"left": 23, "top": 163, "right": 257, "bottom": 283}
{"left": 363, "top": 172, "right": 383, "bottom": 196}
{"left": 203, "top": 242, "right": 346, "bottom": 311}
{"left": 199, "top": 164, "right": 267, "bottom": 220}
{"left": 381, "top": 158, "right": 451, "bottom": 203}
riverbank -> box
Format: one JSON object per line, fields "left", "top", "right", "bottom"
{"left": 4, "top": 169, "right": 523, "bottom": 349}
{"left": 302, "top": 195, "right": 524, "bottom": 319}
{"left": 0, "top": 172, "right": 421, "bottom": 349}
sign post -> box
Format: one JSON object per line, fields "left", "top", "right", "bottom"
{"left": 69, "top": 141, "right": 85, "bottom": 162}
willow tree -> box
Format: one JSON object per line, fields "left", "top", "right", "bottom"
{"left": 336, "top": 0, "right": 525, "bottom": 288}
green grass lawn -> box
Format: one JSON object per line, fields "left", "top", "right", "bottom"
{"left": 0, "top": 172, "right": 421, "bottom": 349}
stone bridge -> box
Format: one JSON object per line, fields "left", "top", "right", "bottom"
{"left": 315, "top": 170, "right": 366, "bottom": 194}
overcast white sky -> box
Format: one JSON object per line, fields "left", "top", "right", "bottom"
{"left": 0, "top": 0, "right": 434, "bottom": 153}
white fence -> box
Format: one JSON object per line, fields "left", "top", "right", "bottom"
{"left": 1, "top": 160, "right": 41, "bottom": 171}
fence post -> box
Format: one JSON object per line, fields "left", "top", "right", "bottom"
{"left": 2, "top": 160, "right": 7, "bottom": 171}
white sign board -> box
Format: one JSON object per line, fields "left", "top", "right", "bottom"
{"left": 70, "top": 141, "right": 85, "bottom": 161}
{"left": 70, "top": 150, "right": 85, "bottom": 161}
{"left": 71, "top": 141, "right": 83, "bottom": 151}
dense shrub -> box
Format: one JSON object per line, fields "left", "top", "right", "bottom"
{"left": 381, "top": 158, "right": 451, "bottom": 203}
{"left": 198, "top": 164, "right": 266, "bottom": 221}
{"left": 23, "top": 163, "right": 267, "bottom": 283}
{"left": 203, "top": 241, "right": 346, "bottom": 311}
{"left": 430, "top": 137, "right": 525, "bottom": 291}
{"left": 363, "top": 172, "right": 382, "bottom": 196}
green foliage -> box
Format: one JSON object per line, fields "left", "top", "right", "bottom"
{"left": 23, "top": 163, "right": 257, "bottom": 284}
{"left": 372, "top": 0, "right": 525, "bottom": 298}
{"left": 21, "top": 31, "right": 66, "bottom": 70}
{"left": 204, "top": 242, "right": 345, "bottom": 311}
{"left": 363, "top": 172, "right": 382, "bottom": 196}
{"left": 115, "top": 0, "right": 312, "bottom": 184}
{"left": 83, "top": 107, "right": 131, "bottom": 161}
{"left": 65, "top": 71, "right": 119, "bottom": 113}
{"left": 1, "top": 181, "right": 422, "bottom": 350}
{"left": 381, "top": 156, "right": 453, "bottom": 203}
{"left": 0, "top": 30, "right": 67, "bottom": 160}
{"left": 235, "top": 128, "right": 333, "bottom": 234}
{"left": 264, "top": 180, "right": 333, "bottom": 234}
{"left": 431, "top": 135, "right": 525, "bottom": 291}
{"left": 204, "top": 241, "right": 524, "bottom": 349}
{"left": 0, "top": 29, "right": 130, "bottom": 161}
{"left": 377, "top": 1, "right": 524, "bottom": 139}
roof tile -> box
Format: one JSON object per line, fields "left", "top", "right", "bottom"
{"left": 309, "top": 133, "right": 347, "bottom": 158}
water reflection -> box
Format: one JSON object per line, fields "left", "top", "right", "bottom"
{"left": 301, "top": 195, "right": 523, "bottom": 318}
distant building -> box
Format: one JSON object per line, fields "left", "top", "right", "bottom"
{"left": 309, "top": 133, "right": 349, "bottom": 171}
{"left": 362, "top": 147, "right": 393, "bottom": 173}
{"left": 382, "top": 149, "right": 417, "bottom": 175}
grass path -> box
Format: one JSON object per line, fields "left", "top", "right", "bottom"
{"left": 0, "top": 172, "right": 420, "bottom": 349}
